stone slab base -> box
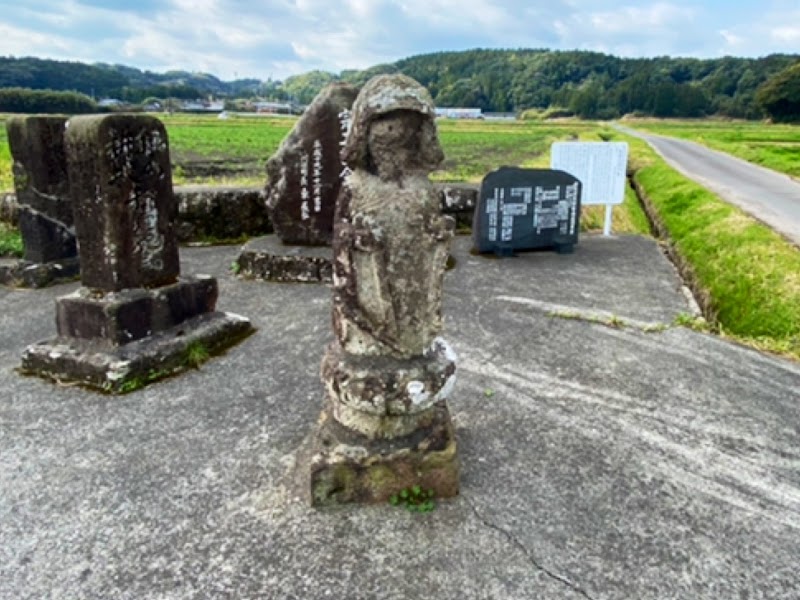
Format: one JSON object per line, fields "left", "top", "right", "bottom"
{"left": 308, "top": 401, "right": 459, "bottom": 506}
{"left": 20, "top": 311, "right": 254, "bottom": 393}
{"left": 235, "top": 235, "right": 332, "bottom": 283}
{"left": 0, "top": 257, "right": 80, "bottom": 288}
{"left": 56, "top": 276, "right": 218, "bottom": 345}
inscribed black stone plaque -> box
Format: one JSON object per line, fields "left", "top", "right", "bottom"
{"left": 65, "top": 114, "right": 179, "bottom": 291}
{"left": 473, "top": 167, "right": 581, "bottom": 255}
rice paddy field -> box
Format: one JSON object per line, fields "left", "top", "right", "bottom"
{"left": 0, "top": 113, "right": 605, "bottom": 190}
{"left": 0, "top": 113, "right": 644, "bottom": 233}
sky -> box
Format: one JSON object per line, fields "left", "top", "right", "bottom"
{"left": 0, "top": 0, "right": 798, "bottom": 81}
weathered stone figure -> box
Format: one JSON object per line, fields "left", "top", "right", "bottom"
{"left": 21, "top": 114, "right": 253, "bottom": 392}
{"left": 309, "top": 75, "right": 459, "bottom": 505}
{"left": 2, "top": 116, "right": 80, "bottom": 287}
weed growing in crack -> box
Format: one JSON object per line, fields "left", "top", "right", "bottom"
{"left": 673, "top": 312, "right": 710, "bottom": 332}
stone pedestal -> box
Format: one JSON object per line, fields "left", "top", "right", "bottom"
{"left": 0, "top": 257, "right": 80, "bottom": 288}
{"left": 309, "top": 402, "right": 458, "bottom": 506}
{"left": 234, "top": 235, "right": 332, "bottom": 283}
{"left": 4, "top": 115, "right": 78, "bottom": 288}
{"left": 21, "top": 310, "right": 253, "bottom": 393}
{"left": 321, "top": 338, "right": 456, "bottom": 439}
{"left": 20, "top": 115, "right": 254, "bottom": 393}
{"left": 55, "top": 276, "right": 218, "bottom": 345}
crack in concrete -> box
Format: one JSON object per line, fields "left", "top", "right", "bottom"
{"left": 466, "top": 499, "right": 595, "bottom": 600}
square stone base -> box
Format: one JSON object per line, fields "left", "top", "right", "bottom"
{"left": 308, "top": 401, "right": 459, "bottom": 506}
{"left": 56, "top": 276, "right": 218, "bottom": 345}
{"left": 20, "top": 311, "right": 254, "bottom": 393}
{"left": 235, "top": 235, "right": 332, "bottom": 283}
{"left": 0, "top": 257, "right": 80, "bottom": 288}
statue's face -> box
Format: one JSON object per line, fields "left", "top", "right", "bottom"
{"left": 366, "top": 111, "right": 443, "bottom": 180}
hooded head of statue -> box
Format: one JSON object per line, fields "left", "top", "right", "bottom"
{"left": 341, "top": 74, "right": 444, "bottom": 181}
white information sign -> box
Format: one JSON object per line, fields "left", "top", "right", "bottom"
{"left": 551, "top": 141, "right": 629, "bottom": 235}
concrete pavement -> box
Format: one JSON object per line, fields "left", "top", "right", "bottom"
{"left": 1, "top": 234, "right": 799, "bottom": 599}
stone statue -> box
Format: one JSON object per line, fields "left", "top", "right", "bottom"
{"left": 332, "top": 74, "right": 453, "bottom": 359}
{"left": 310, "top": 75, "right": 459, "bottom": 506}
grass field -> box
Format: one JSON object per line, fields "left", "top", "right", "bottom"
{"left": 0, "top": 113, "right": 648, "bottom": 251}
{"left": 622, "top": 118, "right": 800, "bottom": 179}
{"left": 618, "top": 131, "right": 800, "bottom": 358}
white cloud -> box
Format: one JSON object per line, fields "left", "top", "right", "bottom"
{"left": 0, "top": 23, "right": 75, "bottom": 55}
{"left": 0, "top": 1, "right": 798, "bottom": 80}
{"left": 771, "top": 26, "right": 800, "bottom": 44}
{"left": 719, "top": 30, "right": 745, "bottom": 48}
{"left": 589, "top": 3, "right": 696, "bottom": 34}
{"left": 715, "top": 7, "right": 800, "bottom": 56}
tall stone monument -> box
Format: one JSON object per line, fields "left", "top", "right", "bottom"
{"left": 21, "top": 115, "right": 253, "bottom": 392}
{"left": 308, "top": 75, "right": 460, "bottom": 506}
{"left": 2, "top": 116, "right": 80, "bottom": 287}
{"left": 265, "top": 83, "right": 358, "bottom": 245}
{"left": 235, "top": 83, "right": 358, "bottom": 283}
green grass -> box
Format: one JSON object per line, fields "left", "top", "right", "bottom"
{"left": 0, "top": 221, "right": 23, "bottom": 257}
{"left": 0, "top": 114, "right": 649, "bottom": 233}
{"left": 161, "top": 113, "right": 294, "bottom": 160}
{"left": 622, "top": 118, "right": 800, "bottom": 178}
{"left": 434, "top": 119, "right": 596, "bottom": 182}
{"left": 0, "top": 121, "right": 11, "bottom": 192}
{"left": 621, "top": 133, "right": 800, "bottom": 359}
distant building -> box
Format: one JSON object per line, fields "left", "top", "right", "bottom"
{"left": 254, "top": 101, "right": 296, "bottom": 114}
{"left": 435, "top": 107, "right": 483, "bottom": 119}
{"left": 97, "top": 98, "right": 124, "bottom": 108}
{"left": 180, "top": 100, "right": 225, "bottom": 113}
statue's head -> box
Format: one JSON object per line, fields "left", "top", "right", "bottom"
{"left": 342, "top": 74, "right": 444, "bottom": 180}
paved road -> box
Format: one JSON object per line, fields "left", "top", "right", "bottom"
{"left": 615, "top": 123, "right": 800, "bottom": 246}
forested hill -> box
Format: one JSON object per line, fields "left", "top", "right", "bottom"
{"left": 1, "top": 49, "right": 799, "bottom": 119}
{"left": 0, "top": 56, "right": 261, "bottom": 102}
{"left": 335, "top": 49, "right": 800, "bottom": 119}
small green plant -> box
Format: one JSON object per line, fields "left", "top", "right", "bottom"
{"left": 484, "top": 388, "right": 495, "bottom": 398}
{"left": 230, "top": 260, "right": 241, "bottom": 275}
{"left": 184, "top": 341, "right": 210, "bottom": 369}
{"left": 389, "top": 485, "right": 436, "bottom": 513}
{"left": 607, "top": 314, "right": 625, "bottom": 328}
{"left": 117, "top": 376, "right": 146, "bottom": 394}
{"left": 673, "top": 312, "right": 711, "bottom": 332}
{"left": 114, "top": 367, "right": 173, "bottom": 394}
{"left": 0, "top": 222, "right": 23, "bottom": 257}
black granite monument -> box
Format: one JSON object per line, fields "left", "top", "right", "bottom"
{"left": 473, "top": 167, "right": 582, "bottom": 255}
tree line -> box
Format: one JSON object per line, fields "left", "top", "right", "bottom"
{"left": 1, "top": 51, "right": 799, "bottom": 121}
{"left": 344, "top": 50, "right": 800, "bottom": 121}
{"left": 0, "top": 56, "right": 261, "bottom": 104}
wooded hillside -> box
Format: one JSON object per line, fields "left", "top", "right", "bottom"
{"left": 1, "top": 50, "right": 799, "bottom": 119}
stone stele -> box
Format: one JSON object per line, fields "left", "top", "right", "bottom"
{"left": 2, "top": 115, "right": 79, "bottom": 287}
{"left": 240, "top": 83, "right": 358, "bottom": 283}
{"left": 308, "top": 75, "right": 460, "bottom": 506}
{"left": 265, "top": 83, "right": 358, "bottom": 246}
{"left": 20, "top": 114, "right": 254, "bottom": 393}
